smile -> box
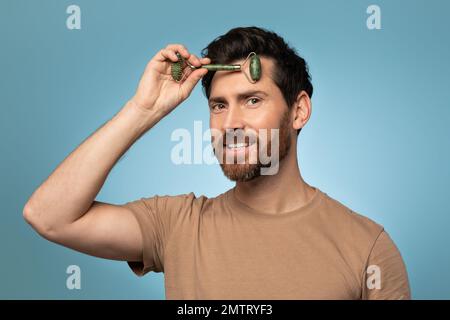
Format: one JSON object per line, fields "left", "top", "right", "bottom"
{"left": 224, "top": 140, "right": 256, "bottom": 148}
{"left": 226, "top": 143, "right": 249, "bottom": 149}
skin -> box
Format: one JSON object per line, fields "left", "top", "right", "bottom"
{"left": 22, "top": 43, "right": 314, "bottom": 265}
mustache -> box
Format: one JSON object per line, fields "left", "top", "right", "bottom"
{"left": 211, "top": 129, "right": 259, "bottom": 146}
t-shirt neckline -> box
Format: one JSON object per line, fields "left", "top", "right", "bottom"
{"left": 225, "top": 185, "right": 323, "bottom": 219}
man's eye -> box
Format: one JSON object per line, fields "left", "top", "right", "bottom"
{"left": 211, "top": 104, "right": 225, "bottom": 111}
{"left": 247, "top": 97, "right": 261, "bottom": 106}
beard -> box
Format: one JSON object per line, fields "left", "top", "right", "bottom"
{"left": 213, "top": 110, "right": 292, "bottom": 182}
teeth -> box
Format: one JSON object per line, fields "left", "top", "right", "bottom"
{"left": 227, "top": 143, "right": 248, "bottom": 148}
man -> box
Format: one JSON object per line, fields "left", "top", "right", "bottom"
{"left": 23, "top": 26, "right": 410, "bottom": 299}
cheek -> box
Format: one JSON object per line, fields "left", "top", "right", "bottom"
{"left": 209, "top": 115, "right": 220, "bottom": 130}
{"left": 209, "top": 116, "right": 223, "bottom": 145}
{"left": 247, "top": 108, "right": 283, "bottom": 131}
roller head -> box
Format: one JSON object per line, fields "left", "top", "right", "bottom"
{"left": 171, "top": 52, "right": 184, "bottom": 82}
{"left": 249, "top": 53, "right": 261, "bottom": 82}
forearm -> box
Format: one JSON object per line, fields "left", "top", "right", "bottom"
{"left": 23, "top": 100, "right": 162, "bottom": 231}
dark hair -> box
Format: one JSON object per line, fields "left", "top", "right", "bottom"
{"left": 201, "top": 26, "right": 313, "bottom": 121}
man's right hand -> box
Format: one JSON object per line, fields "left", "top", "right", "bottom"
{"left": 130, "top": 44, "right": 211, "bottom": 117}
{"left": 23, "top": 44, "right": 210, "bottom": 265}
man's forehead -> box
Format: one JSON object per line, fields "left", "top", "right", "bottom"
{"left": 209, "top": 56, "right": 275, "bottom": 99}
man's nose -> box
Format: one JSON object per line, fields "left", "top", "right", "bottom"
{"left": 222, "top": 104, "right": 245, "bottom": 131}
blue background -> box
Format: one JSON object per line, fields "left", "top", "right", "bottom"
{"left": 1, "top": 0, "right": 449, "bottom": 299}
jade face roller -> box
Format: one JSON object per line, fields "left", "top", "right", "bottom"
{"left": 171, "top": 52, "right": 262, "bottom": 83}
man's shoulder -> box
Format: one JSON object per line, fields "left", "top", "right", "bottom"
{"left": 317, "top": 189, "right": 384, "bottom": 239}
{"left": 152, "top": 190, "right": 224, "bottom": 210}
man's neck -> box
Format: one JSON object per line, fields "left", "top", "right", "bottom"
{"left": 234, "top": 148, "right": 315, "bottom": 214}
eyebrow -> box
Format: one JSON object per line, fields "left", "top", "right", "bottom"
{"left": 208, "top": 90, "right": 268, "bottom": 105}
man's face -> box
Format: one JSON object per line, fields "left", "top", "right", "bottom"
{"left": 208, "top": 56, "right": 293, "bottom": 182}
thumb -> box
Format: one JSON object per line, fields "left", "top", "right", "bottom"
{"left": 181, "top": 68, "right": 208, "bottom": 97}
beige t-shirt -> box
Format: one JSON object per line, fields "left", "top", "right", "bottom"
{"left": 121, "top": 186, "right": 411, "bottom": 300}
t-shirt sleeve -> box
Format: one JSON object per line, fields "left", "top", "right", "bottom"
{"left": 119, "top": 192, "right": 196, "bottom": 277}
{"left": 362, "top": 230, "right": 411, "bottom": 300}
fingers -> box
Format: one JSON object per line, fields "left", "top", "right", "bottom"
{"left": 156, "top": 49, "right": 179, "bottom": 62}
{"left": 200, "top": 57, "right": 212, "bottom": 65}
{"left": 184, "top": 55, "right": 211, "bottom": 68}
{"left": 187, "top": 53, "right": 202, "bottom": 67}
{"left": 154, "top": 44, "right": 211, "bottom": 67}
{"left": 165, "top": 44, "right": 204, "bottom": 67}
{"left": 153, "top": 44, "right": 188, "bottom": 63}
{"left": 180, "top": 68, "right": 209, "bottom": 98}
{"left": 153, "top": 44, "right": 183, "bottom": 63}
{"left": 165, "top": 44, "right": 190, "bottom": 59}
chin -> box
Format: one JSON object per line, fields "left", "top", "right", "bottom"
{"left": 219, "top": 163, "right": 262, "bottom": 182}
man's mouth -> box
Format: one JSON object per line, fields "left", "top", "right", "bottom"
{"left": 223, "top": 138, "right": 257, "bottom": 148}
{"left": 222, "top": 141, "right": 257, "bottom": 160}
{"left": 226, "top": 142, "right": 250, "bottom": 149}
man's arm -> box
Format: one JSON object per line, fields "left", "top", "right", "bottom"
{"left": 362, "top": 231, "right": 411, "bottom": 299}
{"left": 23, "top": 44, "right": 210, "bottom": 262}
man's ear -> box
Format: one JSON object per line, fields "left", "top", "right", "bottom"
{"left": 292, "top": 91, "right": 312, "bottom": 131}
